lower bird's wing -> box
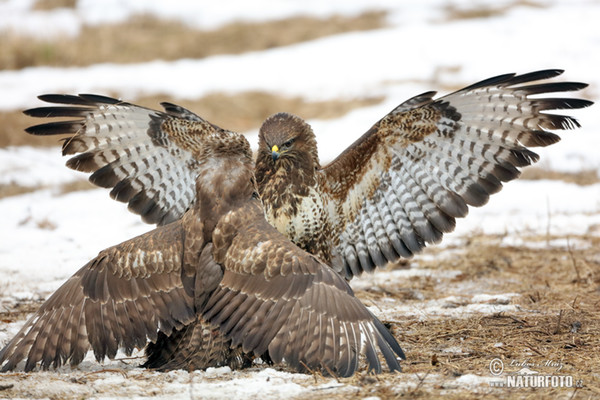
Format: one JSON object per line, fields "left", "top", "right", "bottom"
{"left": 204, "top": 202, "right": 405, "bottom": 377}
{"left": 0, "top": 222, "right": 196, "bottom": 372}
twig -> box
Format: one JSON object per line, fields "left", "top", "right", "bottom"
{"left": 524, "top": 342, "right": 545, "bottom": 357}
{"left": 300, "top": 360, "right": 319, "bottom": 384}
{"left": 568, "top": 386, "right": 580, "bottom": 400}
{"left": 554, "top": 309, "right": 564, "bottom": 335}
{"left": 546, "top": 196, "right": 551, "bottom": 245}
{"left": 321, "top": 363, "right": 340, "bottom": 383}
{"left": 188, "top": 365, "right": 195, "bottom": 400}
{"left": 571, "top": 296, "right": 579, "bottom": 309}
{"left": 566, "top": 237, "right": 582, "bottom": 282}
{"left": 486, "top": 313, "right": 529, "bottom": 326}
{"left": 410, "top": 372, "right": 430, "bottom": 395}
{"left": 84, "top": 368, "right": 128, "bottom": 378}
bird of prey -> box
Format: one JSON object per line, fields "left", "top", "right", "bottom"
{"left": 1, "top": 69, "right": 590, "bottom": 373}
{"left": 21, "top": 69, "right": 592, "bottom": 280}
{"left": 0, "top": 119, "right": 405, "bottom": 376}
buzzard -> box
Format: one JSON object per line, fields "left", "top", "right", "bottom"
{"left": 2, "top": 69, "right": 590, "bottom": 372}
{"left": 0, "top": 120, "right": 405, "bottom": 376}
{"left": 21, "top": 69, "right": 592, "bottom": 279}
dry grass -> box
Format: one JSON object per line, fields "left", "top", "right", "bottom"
{"left": 0, "top": 11, "right": 386, "bottom": 70}
{"left": 0, "top": 184, "right": 38, "bottom": 199}
{"left": 318, "top": 234, "right": 600, "bottom": 399}
{"left": 0, "top": 110, "right": 70, "bottom": 147}
{"left": 0, "top": 179, "right": 94, "bottom": 200}
{"left": 520, "top": 168, "right": 600, "bottom": 186}
{"left": 0, "top": 299, "right": 45, "bottom": 325}
{"left": 382, "top": 234, "right": 599, "bottom": 398}
{"left": 32, "top": 0, "right": 76, "bottom": 10}
{"left": 443, "top": 0, "right": 546, "bottom": 21}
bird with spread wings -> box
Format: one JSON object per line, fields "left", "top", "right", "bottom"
{"left": 0, "top": 69, "right": 591, "bottom": 373}
{"left": 21, "top": 69, "right": 592, "bottom": 280}
{"left": 0, "top": 117, "right": 405, "bottom": 376}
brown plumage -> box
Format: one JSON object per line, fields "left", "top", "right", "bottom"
{"left": 21, "top": 71, "right": 592, "bottom": 279}
{"left": 143, "top": 320, "right": 252, "bottom": 371}
{"left": 255, "top": 71, "right": 592, "bottom": 278}
{"left": 7, "top": 69, "right": 591, "bottom": 371}
{"left": 0, "top": 120, "right": 404, "bottom": 376}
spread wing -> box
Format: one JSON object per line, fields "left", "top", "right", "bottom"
{"left": 321, "top": 69, "right": 593, "bottom": 279}
{"left": 0, "top": 222, "right": 196, "bottom": 372}
{"left": 24, "top": 94, "right": 229, "bottom": 226}
{"left": 204, "top": 202, "right": 405, "bottom": 377}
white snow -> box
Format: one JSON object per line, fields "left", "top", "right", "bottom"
{"left": 0, "top": 0, "right": 598, "bottom": 398}
{"left": 0, "top": 0, "right": 523, "bottom": 36}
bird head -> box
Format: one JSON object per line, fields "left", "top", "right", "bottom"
{"left": 257, "top": 112, "right": 319, "bottom": 169}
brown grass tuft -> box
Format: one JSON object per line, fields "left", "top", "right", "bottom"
{"left": 444, "top": 0, "right": 546, "bottom": 21}
{"left": 32, "top": 0, "right": 76, "bottom": 11}
{"left": 0, "top": 183, "right": 39, "bottom": 199}
{"left": 520, "top": 167, "right": 600, "bottom": 186}
{"left": 0, "top": 11, "right": 387, "bottom": 70}
{"left": 0, "top": 179, "right": 95, "bottom": 200}
{"left": 0, "top": 110, "right": 71, "bottom": 147}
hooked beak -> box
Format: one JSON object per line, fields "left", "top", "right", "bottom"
{"left": 271, "top": 145, "right": 280, "bottom": 161}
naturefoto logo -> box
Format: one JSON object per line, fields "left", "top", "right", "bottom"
{"left": 488, "top": 358, "right": 583, "bottom": 388}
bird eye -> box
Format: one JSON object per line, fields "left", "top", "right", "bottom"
{"left": 282, "top": 138, "right": 295, "bottom": 148}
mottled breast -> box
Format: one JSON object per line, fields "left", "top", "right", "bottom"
{"left": 263, "top": 183, "right": 333, "bottom": 264}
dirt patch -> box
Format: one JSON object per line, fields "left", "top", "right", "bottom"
{"left": 0, "top": 11, "right": 387, "bottom": 70}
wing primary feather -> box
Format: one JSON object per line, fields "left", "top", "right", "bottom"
{"left": 25, "top": 121, "right": 84, "bottom": 136}
{"left": 24, "top": 106, "right": 95, "bottom": 118}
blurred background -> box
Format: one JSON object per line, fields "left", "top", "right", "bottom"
{"left": 0, "top": 0, "right": 597, "bottom": 152}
